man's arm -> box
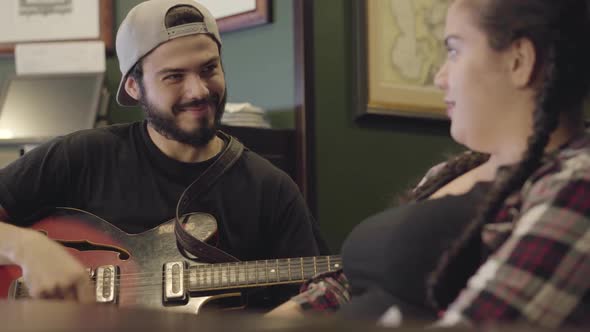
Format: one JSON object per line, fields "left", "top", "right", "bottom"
{"left": 0, "top": 207, "right": 93, "bottom": 302}
{"left": 0, "top": 207, "right": 13, "bottom": 265}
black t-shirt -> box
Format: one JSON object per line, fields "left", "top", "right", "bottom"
{"left": 338, "top": 182, "right": 490, "bottom": 321}
{"left": 0, "top": 121, "right": 327, "bottom": 261}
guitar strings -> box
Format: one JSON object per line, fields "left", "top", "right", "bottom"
{"left": 16, "top": 261, "right": 341, "bottom": 282}
{"left": 55, "top": 257, "right": 342, "bottom": 280}
{"left": 14, "top": 260, "right": 343, "bottom": 297}
{"left": 119, "top": 259, "right": 343, "bottom": 283}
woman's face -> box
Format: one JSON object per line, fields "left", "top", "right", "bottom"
{"left": 434, "top": 0, "right": 531, "bottom": 154}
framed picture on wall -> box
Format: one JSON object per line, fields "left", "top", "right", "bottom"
{"left": 198, "top": 0, "right": 271, "bottom": 33}
{"left": 353, "top": 0, "right": 450, "bottom": 120}
{"left": 0, "top": 0, "right": 114, "bottom": 54}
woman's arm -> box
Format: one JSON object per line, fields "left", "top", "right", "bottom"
{"left": 438, "top": 173, "right": 590, "bottom": 328}
{"left": 266, "top": 270, "right": 351, "bottom": 318}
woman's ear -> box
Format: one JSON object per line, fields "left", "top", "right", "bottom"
{"left": 508, "top": 38, "right": 537, "bottom": 88}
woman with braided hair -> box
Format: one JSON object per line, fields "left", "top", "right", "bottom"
{"left": 268, "top": 0, "right": 590, "bottom": 328}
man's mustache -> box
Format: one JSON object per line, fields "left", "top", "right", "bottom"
{"left": 173, "top": 95, "right": 221, "bottom": 114}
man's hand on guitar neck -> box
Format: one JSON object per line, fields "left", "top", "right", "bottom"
{"left": 0, "top": 218, "right": 94, "bottom": 303}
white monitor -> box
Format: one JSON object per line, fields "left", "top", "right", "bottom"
{"left": 0, "top": 73, "right": 104, "bottom": 143}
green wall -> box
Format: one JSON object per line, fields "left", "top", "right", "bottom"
{"left": 312, "top": 0, "right": 462, "bottom": 252}
{"left": 0, "top": 0, "right": 296, "bottom": 128}
{"left": 0, "top": 0, "right": 464, "bottom": 253}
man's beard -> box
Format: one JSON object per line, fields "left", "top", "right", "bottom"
{"left": 138, "top": 84, "right": 226, "bottom": 148}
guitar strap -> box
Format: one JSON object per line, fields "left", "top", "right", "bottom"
{"left": 174, "top": 131, "right": 243, "bottom": 263}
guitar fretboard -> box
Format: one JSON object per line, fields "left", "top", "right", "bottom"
{"left": 187, "top": 255, "right": 342, "bottom": 291}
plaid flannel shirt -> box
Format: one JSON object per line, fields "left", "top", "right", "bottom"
{"left": 293, "top": 132, "right": 590, "bottom": 328}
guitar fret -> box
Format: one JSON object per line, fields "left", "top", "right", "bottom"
{"left": 206, "top": 266, "right": 212, "bottom": 287}
{"left": 302, "top": 257, "right": 314, "bottom": 279}
{"left": 290, "top": 257, "right": 302, "bottom": 280}
{"left": 267, "top": 259, "right": 276, "bottom": 283}
{"left": 185, "top": 255, "right": 342, "bottom": 293}
{"left": 225, "top": 263, "right": 230, "bottom": 287}
{"left": 257, "top": 260, "right": 266, "bottom": 284}
{"left": 316, "top": 256, "right": 328, "bottom": 275}
{"left": 199, "top": 266, "right": 205, "bottom": 288}
{"left": 300, "top": 257, "right": 304, "bottom": 280}
{"left": 214, "top": 266, "right": 219, "bottom": 288}
{"left": 189, "top": 267, "right": 196, "bottom": 288}
{"left": 239, "top": 262, "right": 246, "bottom": 285}
{"left": 229, "top": 262, "right": 236, "bottom": 287}
{"left": 196, "top": 266, "right": 203, "bottom": 288}
{"left": 278, "top": 259, "right": 289, "bottom": 281}
{"left": 221, "top": 264, "right": 228, "bottom": 287}
{"left": 332, "top": 256, "right": 342, "bottom": 270}
{"left": 192, "top": 266, "right": 199, "bottom": 289}
{"left": 249, "top": 261, "right": 257, "bottom": 284}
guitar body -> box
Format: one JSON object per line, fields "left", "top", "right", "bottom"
{"left": 0, "top": 208, "right": 342, "bottom": 314}
{"left": 0, "top": 208, "right": 229, "bottom": 314}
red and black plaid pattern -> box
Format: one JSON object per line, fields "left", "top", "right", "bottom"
{"left": 293, "top": 133, "right": 590, "bottom": 328}
{"left": 291, "top": 270, "right": 350, "bottom": 312}
{"left": 441, "top": 134, "right": 590, "bottom": 328}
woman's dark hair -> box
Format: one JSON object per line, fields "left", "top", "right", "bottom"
{"left": 425, "top": 0, "right": 590, "bottom": 310}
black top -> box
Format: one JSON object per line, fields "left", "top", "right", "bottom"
{"left": 0, "top": 121, "right": 327, "bottom": 260}
{"left": 338, "top": 182, "right": 490, "bottom": 320}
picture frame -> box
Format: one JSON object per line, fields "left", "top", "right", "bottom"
{"left": 199, "top": 0, "right": 271, "bottom": 33}
{"left": 0, "top": 0, "right": 114, "bottom": 55}
{"left": 353, "top": 0, "right": 450, "bottom": 120}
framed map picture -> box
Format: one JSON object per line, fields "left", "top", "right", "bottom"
{"left": 353, "top": 0, "right": 450, "bottom": 120}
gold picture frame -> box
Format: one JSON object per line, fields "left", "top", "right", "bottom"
{"left": 354, "top": 0, "right": 450, "bottom": 120}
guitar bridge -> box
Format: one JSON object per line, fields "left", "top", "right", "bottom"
{"left": 95, "top": 265, "right": 118, "bottom": 303}
{"left": 164, "top": 261, "right": 187, "bottom": 303}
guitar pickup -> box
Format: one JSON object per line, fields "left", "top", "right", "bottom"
{"left": 164, "top": 261, "right": 187, "bottom": 303}
{"left": 95, "top": 265, "right": 118, "bottom": 303}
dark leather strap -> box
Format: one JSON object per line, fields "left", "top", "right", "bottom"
{"left": 175, "top": 131, "right": 243, "bottom": 263}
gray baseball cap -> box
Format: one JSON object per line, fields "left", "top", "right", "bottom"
{"left": 115, "top": 0, "right": 222, "bottom": 106}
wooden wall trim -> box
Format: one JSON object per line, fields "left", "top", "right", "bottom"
{"left": 293, "top": 0, "right": 318, "bottom": 217}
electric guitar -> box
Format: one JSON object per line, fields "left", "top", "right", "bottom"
{"left": 0, "top": 208, "right": 342, "bottom": 314}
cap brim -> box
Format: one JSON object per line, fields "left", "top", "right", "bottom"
{"left": 116, "top": 74, "right": 139, "bottom": 107}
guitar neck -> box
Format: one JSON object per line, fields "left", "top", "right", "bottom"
{"left": 187, "top": 255, "right": 342, "bottom": 292}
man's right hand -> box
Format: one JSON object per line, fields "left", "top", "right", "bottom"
{"left": 1, "top": 223, "right": 94, "bottom": 303}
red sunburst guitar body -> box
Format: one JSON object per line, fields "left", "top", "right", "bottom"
{"left": 0, "top": 208, "right": 341, "bottom": 314}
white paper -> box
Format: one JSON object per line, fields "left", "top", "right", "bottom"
{"left": 15, "top": 41, "right": 106, "bottom": 75}
{"left": 196, "top": 0, "right": 256, "bottom": 19}
{"left": 0, "top": 0, "right": 100, "bottom": 43}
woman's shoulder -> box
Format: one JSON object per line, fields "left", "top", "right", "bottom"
{"left": 524, "top": 132, "right": 590, "bottom": 202}
{"left": 544, "top": 131, "right": 590, "bottom": 179}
